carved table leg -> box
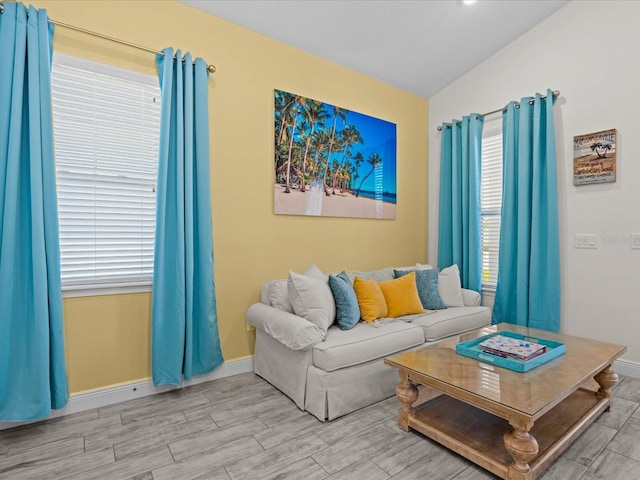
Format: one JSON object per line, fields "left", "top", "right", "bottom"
{"left": 396, "top": 371, "right": 418, "bottom": 432}
{"left": 595, "top": 364, "right": 619, "bottom": 410}
{"left": 504, "top": 419, "right": 538, "bottom": 480}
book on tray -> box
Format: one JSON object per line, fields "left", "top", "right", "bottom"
{"left": 479, "top": 334, "right": 547, "bottom": 361}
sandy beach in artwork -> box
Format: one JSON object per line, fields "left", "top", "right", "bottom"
{"left": 274, "top": 184, "right": 396, "bottom": 219}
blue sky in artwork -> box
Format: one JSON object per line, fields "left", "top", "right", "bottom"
{"left": 334, "top": 109, "right": 397, "bottom": 197}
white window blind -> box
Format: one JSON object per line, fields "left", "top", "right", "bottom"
{"left": 51, "top": 54, "right": 161, "bottom": 292}
{"left": 480, "top": 124, "right": 503, "bottom": 289}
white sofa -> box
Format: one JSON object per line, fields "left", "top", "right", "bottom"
{"left": 246, "top": 264, "right": 491, "bottom": 421}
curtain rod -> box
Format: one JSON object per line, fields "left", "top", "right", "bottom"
{"left": 0, "top": 3, "right": 216, "bottom": 74}
{"left": 436, "top": 90, "right": 559, "bottom": 131}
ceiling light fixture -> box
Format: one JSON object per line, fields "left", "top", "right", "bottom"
{"left": 463, "top": 0, "right": 478, "bottom": 5}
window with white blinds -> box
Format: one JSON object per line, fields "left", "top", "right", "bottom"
{"left": 480, "top": 123, "right": 503, "bottom": 289}
{"left": 51, "top": 54, "right": 161, "bottom": 293}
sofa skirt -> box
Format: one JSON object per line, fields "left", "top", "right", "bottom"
{"left": 304, "top": 354, "right": 405, "bottom": 421}
{"left": 253, "top": 329, "right": 312, "bottom": 410}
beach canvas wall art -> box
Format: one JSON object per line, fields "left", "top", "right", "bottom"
{"left": 274, "top": 89, "right": 397, "bottom": 219}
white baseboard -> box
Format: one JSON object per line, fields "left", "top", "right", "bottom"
{"left": 0, "top": 356, "right": 253, "bottom": 431}
{"left": 615, "top": 358, "right": 640, "bottom": 379}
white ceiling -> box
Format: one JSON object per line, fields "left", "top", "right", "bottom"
{"left": 180, "top": 0, "right": 570, "bottom": 98}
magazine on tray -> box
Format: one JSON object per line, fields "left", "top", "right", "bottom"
{"left": 479, "top": 334, "right": 547, "bottom": 361}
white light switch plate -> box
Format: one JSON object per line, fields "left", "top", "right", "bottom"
{"left": 575, "top": 234, "right": 598, "bottom": 249}
{"left": 632, "top": 233, "right": 640, "bottom": 249}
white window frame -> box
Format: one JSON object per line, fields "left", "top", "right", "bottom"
{"left": 480, "top": 117, "right": 503, "bottom": 292}
{"left": 51, "top": 53, "right": 161, "bottom": 297}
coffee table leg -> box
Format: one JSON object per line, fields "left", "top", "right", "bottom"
{"left": 595, "top": 364, "right": 619, "bottom": 410}
{"left": 504, "top": 419, "right": 538, "bottom": 480}
{"left": 396, "top": 371, "right": 418, "bottom": 432}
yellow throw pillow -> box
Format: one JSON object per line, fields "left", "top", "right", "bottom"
{"left": 353, "top": 276, "right": 388, "bottom": 322}
{"left": 378, "top": 272, "right": 425, "bottom": 318}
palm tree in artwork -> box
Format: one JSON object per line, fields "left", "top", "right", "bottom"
{"left": 330, "top": 159, "right": 341, "bottom": 194}
{"left": 342, "top": 168, "right": 351, "bottom": 192}
{"left": 355, "top": 153, "right": 382, "bottom": 198}
{"left": 274, "top": 91, "right": 293, "bottom": 147}
{"left": 311, "top": 130, "right": 330, "bottom": 188}
{"left": 274, "top": 91, "right": 296, "bottom": 181}
{"left": 283, "top": 95, "right": 307, "bottom": 193}
{"left": 350, "top": 151, "right": 363, "bottom": 192}
{"left": 300, "top": 100, "right": 329, "bottom": 192}
{"left": 338, "top": 151, "right": 352, "bottom": 193}
{"left": 297, "top": 131, "right": 310, "bottom": 190}
{"left": 323, "top": 106, "right": 348, "bottom": 196}
{"left": 328, "top": 138, "right": 344, "bottom": 194}
{"left": 338, "top": 124, "right": 363, "bottom": 192}
{"left": 336, "top": 166, "right": 350, "bottom": 193}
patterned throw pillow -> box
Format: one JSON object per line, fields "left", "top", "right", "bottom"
{"left": 395, "top": 269, "right": 447, "bottom": 310}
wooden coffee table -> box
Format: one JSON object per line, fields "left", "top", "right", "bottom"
{"left": 384, "top": 323, "right": 627, "bottom": 480}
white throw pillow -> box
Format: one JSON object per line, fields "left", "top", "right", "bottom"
{"left": 302, "top": 264, "right": 326, "bottom": 281}
{"left": 267, "top": 280, "right": 293, "bottom": 313}
{"left": 287, "top": 265, "right": 335, "bottom": 335}
{"left": 437, "top": 264, "right": 465, "bottom": 307}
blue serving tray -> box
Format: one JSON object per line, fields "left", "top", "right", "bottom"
{"left": 455, "top": 330, "right": 566, "bottom": 372}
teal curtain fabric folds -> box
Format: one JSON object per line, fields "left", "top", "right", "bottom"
{"left": 152, "top": 48, "right": 224, "bottom": 385}
{"left": 0, "top": 3, "right": 69, "bottom": 420}
{"left": 492, "top": 90, "right": 560, "bottom": 332}
{"left": 437, "top": 114, "right": 483, "bottom": 292}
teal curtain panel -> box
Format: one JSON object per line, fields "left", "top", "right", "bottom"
{"left": 492, "top": 89, "right": 560, "bottom": 332}
{"left": 437, "top": 114, "right": 483, "bottom": 292}
{"left": 152, "top": 48, "right": 224, "bottom": 386}
{"left": 0, "top": 3, "right": 69, "bottom": 420}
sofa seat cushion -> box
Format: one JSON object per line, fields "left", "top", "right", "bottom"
{"left": 410, "top": 306, "right": 491, "bottom": 342}
{"left": 312, "top": 321, "right": 424, "bottom": 372}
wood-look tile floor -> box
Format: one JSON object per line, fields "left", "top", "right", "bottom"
{"left": 1, "top": 373, "right": 639, "bottom": 480}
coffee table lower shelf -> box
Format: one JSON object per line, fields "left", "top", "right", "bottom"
{"left": 408, "top": 388, "right": 609, "bottom": 480}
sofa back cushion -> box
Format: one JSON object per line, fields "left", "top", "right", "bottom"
{"left": 347, "top": 267, "right": 394, "bottom": 282}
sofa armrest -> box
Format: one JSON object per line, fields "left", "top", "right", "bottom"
{"left": 246, "top": 303, "right": 324, "bottom": 351}
{"left": 461, "top": 288, "right": 481, "bottom": 307}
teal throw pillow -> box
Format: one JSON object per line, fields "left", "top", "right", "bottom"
{"left": 328, "top": 271, "right": 360, "bottom": 330}
{"left": 394, "top": 269, "right": 447, "bottom": 310}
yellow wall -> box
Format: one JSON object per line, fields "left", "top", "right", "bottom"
{"left": 31, "top": 0, "right": 429, "bottom": 394}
